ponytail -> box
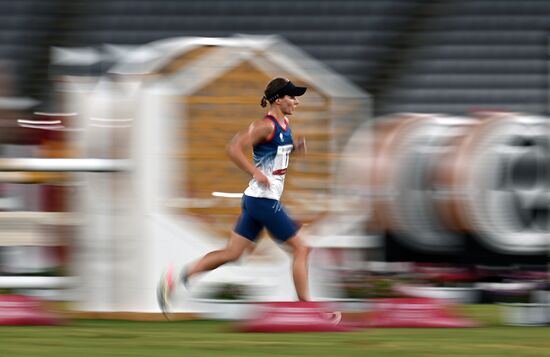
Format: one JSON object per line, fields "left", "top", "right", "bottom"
{"left": 260, "top": 96, "right": 267, "bottom": 107}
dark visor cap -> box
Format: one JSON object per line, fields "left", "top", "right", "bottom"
{"left": 266, "top": 81, "right": 307, "bottom": 101}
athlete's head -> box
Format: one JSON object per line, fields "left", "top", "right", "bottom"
{"left": 261, "top": 77, "right": 307, "bottom": 115}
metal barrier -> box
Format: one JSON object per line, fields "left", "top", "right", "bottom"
{"left": 0, "top": 158, "right": 131, "bottom": 292}
{"left": 0, "top": 158, "right": 132, "bottom": 172}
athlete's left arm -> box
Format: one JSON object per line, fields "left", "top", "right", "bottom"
{"left": 292, "top": 135, "right": 307, "bottom": 155}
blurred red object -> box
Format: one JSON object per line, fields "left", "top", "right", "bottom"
{"left": 0, "top": 295, "right": 64, "bottom": 325}
{"left": 238, "top": 301, "right": 353, "bottom": 333}
{"left": 366, "top": 298, "right": 479, "bottom": 328}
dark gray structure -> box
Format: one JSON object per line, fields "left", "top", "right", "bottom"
{"left": 1, "top": 0, "right": 550, "bottom": 116}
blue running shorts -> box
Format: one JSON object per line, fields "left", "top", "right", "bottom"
{"left": 234, "top": 195, "right": 300, "bottom": 242}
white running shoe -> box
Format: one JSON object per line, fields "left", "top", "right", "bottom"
{"left": 157, "top": 264, "right": 175, "bottom": 319}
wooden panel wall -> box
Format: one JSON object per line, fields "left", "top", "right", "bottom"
{"left": 166, "top": 54, "right": 334, "bottom": 240}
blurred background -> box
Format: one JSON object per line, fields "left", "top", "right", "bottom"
{"left": 0, "top": 0, "right": 549, "bottom": 320}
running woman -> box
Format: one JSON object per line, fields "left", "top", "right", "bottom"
{"left": 158, "top": 77, "right": 320, "bottom": 312}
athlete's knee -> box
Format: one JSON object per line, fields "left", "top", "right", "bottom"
{"left": 292, "top": 242, "right": 310, "bottom": 259}
{"left": 302, "top": 245, "right": 312, "bottom": 258}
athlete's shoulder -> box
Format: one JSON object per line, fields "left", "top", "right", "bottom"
{"left": 250, "top": 117, "right": 275, "bottom": 131}
{"left": 248, "top": 117, "right": 276, "bottom": 144}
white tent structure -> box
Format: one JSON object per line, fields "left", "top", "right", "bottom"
{"left": 59, "top": 35, "right": 371, "bottom": 313}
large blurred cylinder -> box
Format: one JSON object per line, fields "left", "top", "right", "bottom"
{"left": 361, "top": 112, "right": 549, "bottom": 257}
{"left": 435, "top": 112, "right": 550, "bottom": 254}
{"left": 366, "top": 113, "right": 477, "bottom": 253}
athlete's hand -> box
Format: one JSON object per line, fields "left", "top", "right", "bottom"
{"left": 294, "top": 135, "right": 307, "bottom": 154}
{"left": 253, "top": 170, "right": 270, "bottom": 188}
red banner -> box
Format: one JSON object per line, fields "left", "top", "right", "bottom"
{"left": 238, "top": 301, "right": 353, "bottom": 333}
{"left": 366, "top": 298, "right": 479, "bottom": 328}
{"left": 0, "top": 295, "right": 64, "bottom": 325}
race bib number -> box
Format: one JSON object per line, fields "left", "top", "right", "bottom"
{"left": 273, "top": 144, "right": 293, "bottom": 175}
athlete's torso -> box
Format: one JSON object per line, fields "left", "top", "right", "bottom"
{"left": 244, "top": 115, "right": 294, "bottom": 200}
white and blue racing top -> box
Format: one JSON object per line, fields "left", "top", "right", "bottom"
{"left": 244, "top": 115, "right": 294, "bottom": 200}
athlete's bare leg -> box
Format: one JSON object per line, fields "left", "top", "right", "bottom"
{"left": 284, "top": 235, "right": 311, "bottom": 301}
{"left": 185, "top": 232, "right": 253, "bottom": 280}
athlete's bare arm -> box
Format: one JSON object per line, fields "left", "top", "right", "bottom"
{"left": 292, "top": 134, "right": 307, "bottom": 155}
{"left": 227, "top": 119, "right": 275, "bottom": 187}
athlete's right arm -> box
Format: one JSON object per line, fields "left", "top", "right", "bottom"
{"left": 227, "top": 119, "right": 275, "bottom": 187}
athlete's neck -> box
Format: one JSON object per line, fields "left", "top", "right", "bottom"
{"left": 267, "top": 109, "right": 286, "bottom": 125}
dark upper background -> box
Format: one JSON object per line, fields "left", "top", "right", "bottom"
{"left": 1, "top": 0, "right": 549, "bottom": 116}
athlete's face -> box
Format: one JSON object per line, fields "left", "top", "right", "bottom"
{"left": 278, "top": 95, "right": 299, "bottom": 115}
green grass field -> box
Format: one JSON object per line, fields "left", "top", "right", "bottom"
{"left": 1, "top": 305, "right": 549, "bottom": 357}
